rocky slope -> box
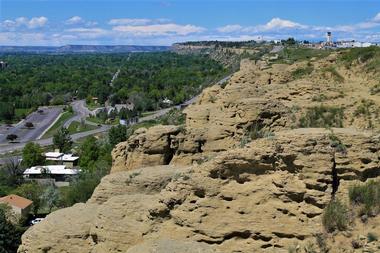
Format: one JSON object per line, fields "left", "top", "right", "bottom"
{"left": 19, "top": 49, "right": 380, "bottom": 253}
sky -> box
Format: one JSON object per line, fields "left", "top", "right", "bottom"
{"left": 0, "top": 0, "right": 380, "bottom": 46}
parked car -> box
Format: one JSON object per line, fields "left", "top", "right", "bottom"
{"left": 29, "top": 218, "right": 44, "bottom": 226}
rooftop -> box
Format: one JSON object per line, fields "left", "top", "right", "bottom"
{"left": 45, "top": 152, "right": 79, "bottom": 162}
{"left": 24, "top": 165, "right": 80, "bottom": 175}
{"left": 0, "top": 194, "right": 33, "bottom": 209}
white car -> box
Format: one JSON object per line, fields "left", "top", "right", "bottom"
{"left": 30, "top": 218, "right": 44, "bottom": 225}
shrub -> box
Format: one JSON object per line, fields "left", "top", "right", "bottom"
{"left": 367, "top": 232, "right": 378, "bottom": 242}
{"left": 328, "top": 132, "right": 347, "bottom": 154}
{"left": 369, "top": 83, "right": 380, "bottom": 95}
{"left": 321, "top": 66, "right": 344, "bottom": 83}
{"left": 322, "top": 199, "right": 349, "bottom": 232}
{"left": 291, "top": 66, "right": 314, "bottom": 79}
{"left": 354, "top": 99, "right": 374, "bottom": 117}
{"left": 299, "top": 105, "right": 344, "bottom": 128}
{"left": 312, "top": 94, "right": 328, "bottom": 102}
{"left": 240, "top": 123, "right": 274, "bottom": 147}
{"left": 348, "top": 180, "right": 380, "bottom": 216}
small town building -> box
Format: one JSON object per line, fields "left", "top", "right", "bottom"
{"left": 0, "top": 61, "right": 8, "bottom": 69}
{"left": 0, "top": 194, "right": 33, "bottom": 217}
{"left": 45, "top": 152, "right": 79, "bottom": 168}
{"left": 24, "top": 165, "right": 79, "bottom": 187}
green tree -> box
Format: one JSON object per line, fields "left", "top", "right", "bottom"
{"left": 22, "top": 142, "right": 44, "bottom": 168}
{"left": 0, "top": 205, "right": 22, "bottom": 253}
{"left": 12, "top": 183, "right": 43, "bottom": 215}
{"left": 53, "top": 127, "right": 72, "bottom": 153}
{"left": 79, "top": 136, "right": 99, "bottom": 169}
{"left": 108, "top": 125, "right": 128, "bottom": 147}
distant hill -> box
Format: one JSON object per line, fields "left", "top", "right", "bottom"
{"left": 0, "top": 45, "right": 170, "bottom": 54}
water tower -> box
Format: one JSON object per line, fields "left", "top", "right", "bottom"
{"left": 326, "top": 32, "right": 332, "bottom": 45}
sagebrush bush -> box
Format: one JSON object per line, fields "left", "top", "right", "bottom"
{"left": 322, "top": 199, "right": 349, "bottom": 232}
{"left": 349, "top": 180, "right": 380, "bottom": 216}
{"left": 299, "top": 105, "right": 344, "bottom": 128}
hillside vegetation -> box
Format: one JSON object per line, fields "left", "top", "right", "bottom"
{"left": 0, "top": 52, "right": 228, "bottom": 122}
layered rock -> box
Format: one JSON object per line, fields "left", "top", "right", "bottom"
{"left": 19, "top": 129, "right": 380, "bottom": 252}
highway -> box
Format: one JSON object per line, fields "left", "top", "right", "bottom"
{"left": 0, "top": 74, "right": 231, "bottom": 155}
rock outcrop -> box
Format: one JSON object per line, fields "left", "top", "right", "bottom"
{"left": 19, "top": 52, "right": 380, "bottom": 253}
{"left": 19, "top": 129, "right": 380, "bottom": 253}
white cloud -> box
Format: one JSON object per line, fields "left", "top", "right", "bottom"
{"left": 112, "top": 23, "right": 206, "bottom": 36}
{"left": 65, "top": 16, "right": 83, "bottom": 25}
{"left": 65, "top": 27, "right": 109, "bottom": 38}
{"left": 217, "top": 25, "right": 243, "bottom": 33}
{"left": 373, "top": 13, "right": 380, "bottom": 22}
{"left": 108, "top": 18, "right": 152, "bottom": 26}
{"left": 259, "top": 18, "right": 307, "bottom": 31}
{"left": 0, "top": 16, "right": 48, "bottom": 30}
{"left": 28, "top": 16, "right": 48, "bottom": 28}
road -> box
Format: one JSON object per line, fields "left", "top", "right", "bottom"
{"left": 63, "top": 100, "right": 94, "bottom": 128}
{"left": 0, "top": 74, "right": 232, "bottom": 155}
{"left": 0, "top": 107, "right": 62, "bottom": 145}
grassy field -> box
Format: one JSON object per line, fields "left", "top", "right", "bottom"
{"left": 42, "top": 111, "right": 74, "bottom": 138}
{"left": 67, "top": 121, "right": 98, "bottom": 134}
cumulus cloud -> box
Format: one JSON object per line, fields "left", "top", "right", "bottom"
{"left": 373, "top": 13, "right": 380, "bottom": 22}
{"left": 1, "top": 16, "right": 48, "bottom": 30}
{"left": 259, "top": 18, "right": 307, "bottom": 31}
{"left": 108, "top": 18, "right": 152, "bottom": 26}
{"left": 65, "top": 16, "right": 84, "bottom": 25}
{"left": 112, "top": 23, "right": 206, "bottom": 36}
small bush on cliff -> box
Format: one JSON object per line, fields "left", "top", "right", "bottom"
{"left": 322, "top": 199, "right": 349, "bottom": 232}
{"left": 370, "top": 83, "right": 380, "bottom": 95}
{"left": 291, "top": 66, "right": 314, "bottom": 80}
{"left": 349, "top": 180, "right": 380, "bottom": 216}
{"left": 299, "top": 105, "right": 344, "bottom": 128}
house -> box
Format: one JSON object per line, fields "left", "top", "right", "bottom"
{"left": 0, "top": 194, "right": 33, "bottom": 217}
{"left": 0, "top": 61, "right": 8, "bottom": 69}
{"left": 45, "top": 152, "right": 79, "bottom": 168}
{"left": 24, "top": 165, "right": 79, "bottom": 187}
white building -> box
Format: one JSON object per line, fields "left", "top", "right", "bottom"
{"left": 24, "top": 165, "right": 80, "bottom": 187}
{"left": 45, "top": 152, "right": 79, "bottom": 168}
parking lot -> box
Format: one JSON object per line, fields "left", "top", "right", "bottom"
{"left": 0, "top": 107, "right": 62, "bottom": 145}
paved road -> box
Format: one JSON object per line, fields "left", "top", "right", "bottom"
{"left": 0, "top": 74, "right": 232, "bottom": 155}
{"left": 63, "top": 100, "right": 94, "bottom": 128}
{"left": 0, "top": 107, "right": 62, "bottom": 145}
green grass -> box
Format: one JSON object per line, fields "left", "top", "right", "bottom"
{"left": 321, "top": 66, "right": 344, "bottom": 83}
{"left": 299, "top": 105, "right": 345, "bottom": 128}
{"left": 275, "top": 47, "right": 332, "bottom": 64}
{"left": 339, "top": 46, "right": 379, "bottom": 65}
{"left": 67, "top": 121, "right": 98, "bottom": 134}
{"left": 349, "top": 180, "right": 380, "bottom": 216}
{"left": 322, "top": 199, "right": 349, "bottom": 232}
{"left": 42, "top": 111, "right": 74, "bottom": 138}
{"left": 86, "top": 116, "right": 105, "bottom": 125}
{"left": 291, "top": 66, "right": 314, "bottom": 79}
{"left": 141, "top": 111, "right": 155, "bottom": 117}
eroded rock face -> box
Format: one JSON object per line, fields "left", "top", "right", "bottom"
{"left": 111, "top": 125, "right": 181, "bottom": 173}
{"left": 18, "top": 129, "right": 380, "bottom": 253}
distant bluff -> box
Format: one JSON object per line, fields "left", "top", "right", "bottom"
{"left": 19, "top": 47, "right": 380, "bottom": 252}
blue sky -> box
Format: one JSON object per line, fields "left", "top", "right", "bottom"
{"left": 1, "top": 0, "right": 380, "bottom": 45}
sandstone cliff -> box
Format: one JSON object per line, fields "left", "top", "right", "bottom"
{"left": 19, "top": 50, "right": 380, "bottom": 253}
{"left": 19, "top": 129, "right": 380, "bottom": 252}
